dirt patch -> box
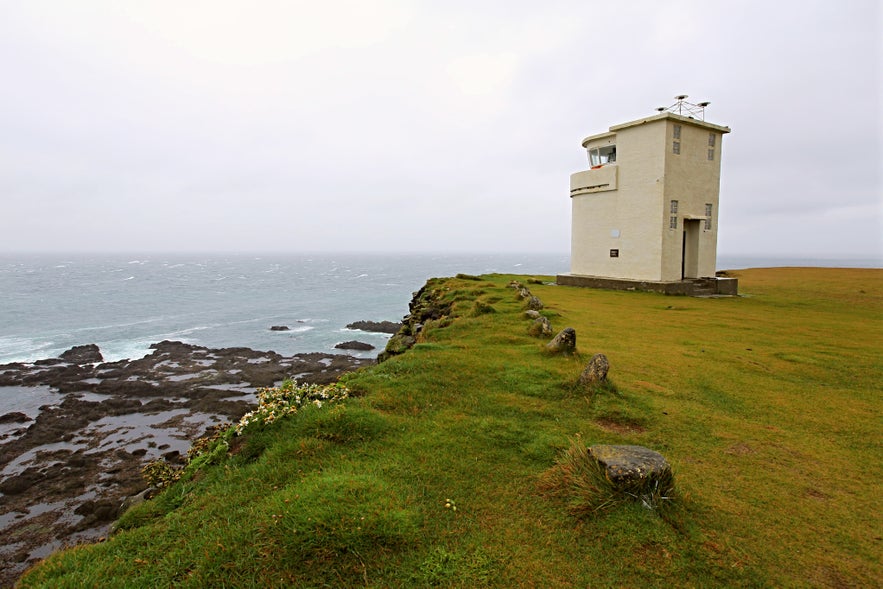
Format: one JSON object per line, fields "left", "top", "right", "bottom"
{"left": 724, "top": 442, "right": 755, "bottom": 456}
{"left": 593, "top": 418, "right": 647, "bottom": 435}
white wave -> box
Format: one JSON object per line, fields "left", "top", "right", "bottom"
{"left": 273, "top": 325, "right": 314, "bottom": 334}
{"left": 158, "top": 324, "right": 219, "bottom": 338}
{"left": 71, "top": 317, "right": 164, "bottom": 333}
{"left": 94, "top": 340, "right": 154, "bottom": 363}
{"left": 123, "top": 276, "right": 135, "bottom": 281}
{"left": 0, "top": 336, "right": 59, "bottom": 364}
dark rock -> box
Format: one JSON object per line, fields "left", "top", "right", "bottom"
{"left": 74, "top": 500, "right": 95, "bottom": 516}
{"left": 0, "top": 411, "right": 30, "bottom": 424}
{"left": 269, "top": 325, "right": 290, "bottom": 331}
{"left": 587, "top": 445, "right": 670, "bottom": 485}
{"left": 335, "top": 341, "right": 375, "bottom": 351}
{"left": 578, "top": 353, "right": 609, "bottom": 386}
{"left": 546, "top": 327, "right": 577, "bottom": 355}
{"left": 528, "top": 316, "right": 553, "bottom": 338}
{"left": 346, "top": 320, "right": 402, "bottom": 334}
{"left": 92, "top": 500, "right": 119, "bottom": 521}
{"left": 59, "top": 344, "right": 103, "bottom": 364}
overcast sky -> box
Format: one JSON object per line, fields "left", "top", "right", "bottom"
{"left": 1, "top": 0, "right": 880, "bottom": 259}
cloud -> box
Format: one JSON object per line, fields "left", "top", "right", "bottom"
{"left": 0, "top": 0, "right": 879, "bottom": 258}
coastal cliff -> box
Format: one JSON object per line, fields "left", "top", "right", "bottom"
{"left": 14, "top": 268, "right": 883, "bottom": 588}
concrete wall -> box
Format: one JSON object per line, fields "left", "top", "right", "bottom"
{"left": 659, "top": 118, "right": 725, "bottom": 280}
{"left": 571, "top": 118, "right": 667, "bottom": 281}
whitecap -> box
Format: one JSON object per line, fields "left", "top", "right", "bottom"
{"left": 123, "top": 276, "right": 135, "bottom": 281}
{"left": 276, "top": 325, "right": 314, "bottom": 334}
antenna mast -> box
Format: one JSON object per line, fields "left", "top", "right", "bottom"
{"left": 655, "top": 95, "right": 711, "bottom": 120}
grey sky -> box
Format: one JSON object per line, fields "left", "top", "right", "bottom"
{"left": 1, "top": 0, "right": 880, "bottom": 258}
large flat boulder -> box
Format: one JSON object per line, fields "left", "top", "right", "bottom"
{"left": 588, "top": 444, "right": 670, "bottom": 484}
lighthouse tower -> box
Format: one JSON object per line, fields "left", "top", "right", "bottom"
{"left": 558, "top": 96, "right": 737, "bottom": 295}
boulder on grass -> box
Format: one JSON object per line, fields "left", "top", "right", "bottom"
{"left": 526, "top": 295, "right": 544, "bottom": 311}
{"left": 587, "top": 445, "right": 670, "bottom": 485}
{"left": 545, "top": 327, "right": 576, "bottom": 355}
{"left": 578, "top": 353, "right": 609, "bottom": 386}
{"left": 528, "top": 316, "right": 553, "bottom": 338}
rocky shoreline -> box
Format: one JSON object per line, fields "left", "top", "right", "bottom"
{"left": 0, "top": 340, "right": 370, "bottom": 587}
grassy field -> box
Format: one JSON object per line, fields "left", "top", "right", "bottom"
{"left": 19, "top": 268, "right": 882, "bottom": 588}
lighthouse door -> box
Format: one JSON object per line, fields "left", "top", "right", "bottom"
{"left": 681, "top": 220, "right": 701, "bottom": 279}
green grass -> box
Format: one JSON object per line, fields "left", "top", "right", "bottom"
{"left": 19, "top": 268, "right": 883, "bottom": 588}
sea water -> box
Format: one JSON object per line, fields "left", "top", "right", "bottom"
{"left": 0, "top": 253, "right": 570, "bottom": 365}
{"left": 2, "top": 252, "right": 879, "bottom": 366}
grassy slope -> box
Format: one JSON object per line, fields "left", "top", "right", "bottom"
{"left": 19, "top": 268, "right": 882, "bottom": 588}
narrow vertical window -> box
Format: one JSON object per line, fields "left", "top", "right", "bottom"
{"left": 670, "top": 200, "right": 679, "bottom": 214}
{"left": 670, "top": 200, "right": 678, "bottom": 229}
{"left": 673, "top": 141, "right": 681, "bottom": 155}
{"left": 708, "top": 133, "right": 716, "bottom": 147}
{"left": 707, "top": 148, "right": 714, "bottom": 161}
{"left": 704, "top": 203, "right": 713, "bottom": 230}
{"left": 673, "top": 124, "right": 681, "bottom": 139}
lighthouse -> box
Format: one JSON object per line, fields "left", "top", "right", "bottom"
{"left": 558, "top": 96, "right": 738, "bottom": 295}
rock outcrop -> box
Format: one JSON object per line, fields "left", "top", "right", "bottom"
{"left": 334, "top": 341, "right": 375, "bottom": 351}
{"left": 346, "top": 320, "right": 402, "bottom": 334}
{"left": 0, "top": 341, "right": 369, "bottom": 585}
{"left": 59, "top": 344, "right": 103, "bottom": 364}
{"left": 378, "top": 281, "right": 452, "bottom": 362}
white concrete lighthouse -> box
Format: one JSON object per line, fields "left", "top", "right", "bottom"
{"left": 558, "top": 96, "right": 737, "bottom": 295}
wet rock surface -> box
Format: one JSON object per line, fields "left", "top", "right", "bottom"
{"left": 335, "top": 340, "right": 376, "bottom": 351}
{"left": 346, "top": 320, "right": 403, "bottom": 334}
{"left": 0, "top": 340, "right": 369, "bottom": 587}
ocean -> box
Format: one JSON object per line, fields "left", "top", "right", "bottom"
{"left": 2, "top": 252, "right": 880, "bottom": 366}
{"left": 0, "top": 253, "right": 571, "bottom": 365}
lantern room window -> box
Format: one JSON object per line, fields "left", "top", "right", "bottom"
{"left": 587, "top": 145, "right": 617, "bottom": 167}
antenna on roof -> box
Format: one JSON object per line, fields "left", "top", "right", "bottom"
{"left": 657, "top": 95, "right": 711, "bottom": 120}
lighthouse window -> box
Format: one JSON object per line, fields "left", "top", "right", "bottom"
{"left": 673, "top": 124, "right": 681, "bottom": 139}
{"left": 673, "top": 141, "right": 681, "bottom": 155}
{"left": 588, "top": 145, "right": 617, "bottom": 167}
{"left": 707, "top": 148, "right": 714, "bottom": 161}
{"left": 705, "top": 204, "right": 713, "bottom": 230}
{"left": 708, "top": 133, "right": 716, "bottom": 147}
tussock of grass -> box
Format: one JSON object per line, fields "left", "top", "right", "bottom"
{"left": 539, "top": 438, "right": 677, "bottom": 517}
